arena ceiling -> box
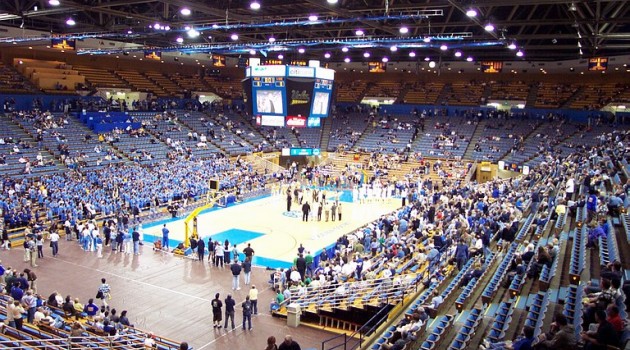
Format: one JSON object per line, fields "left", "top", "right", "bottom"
{"left": 1, "top": 0, "right": 629, "bottom": 62}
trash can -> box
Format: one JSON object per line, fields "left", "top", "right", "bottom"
{"left": 287, "top": 303, "right": 301, "bottom": 327}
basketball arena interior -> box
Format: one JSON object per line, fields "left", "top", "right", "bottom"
{"left": 0, "top": 0, "right": 630, "bottom": 349}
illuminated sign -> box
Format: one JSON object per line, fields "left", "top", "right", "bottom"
{"left": 307, "top": 117, "right": 321, "bottom": 128}
{"left": 287, "top": 66, "right": 315, "bottom": 78}
{"left": 289, "top": 148, "right": 320, "bottom": 156}
{"left": 481, "top": 61, "right": 503, "bottom": 73}
{"left": 144, "top": 51, "right": 162, "bottom": 60}
{"left": 368, "top": 62, "right": 387, "bottom": 73}
{"left": 251, "top": 65, "right": 287, "bottom": 77}
{"left": 286, "top": 116, "right": 307, "bottom": 128}
{"left": 588, "top": 57, "right": 608, "bottom": 71}
{"left": 51, "top": 38, "right": 76, "bottom": 50}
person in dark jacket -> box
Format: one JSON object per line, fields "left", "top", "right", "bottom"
{"left": 223, "top": 294, "right": 235, "bottom": 330}
{"left": 197, "top": 238, "right": 205, "bottom": 262}
{"left": 230, "top": 259, "right": 242, "bottom": 291}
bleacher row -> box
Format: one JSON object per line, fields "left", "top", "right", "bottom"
{"left": 0, "top": 295, "right": 184, "bottom": 349}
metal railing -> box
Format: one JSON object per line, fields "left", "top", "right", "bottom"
{"left": 0, "top": 333, "right": 149, "bottom": 349}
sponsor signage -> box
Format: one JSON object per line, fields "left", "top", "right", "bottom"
{"left": 286, "top": 116, "right": 307, "bottom": 128}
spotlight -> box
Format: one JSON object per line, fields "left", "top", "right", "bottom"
{"left": 390, "top": 45, "right": 398, "bottom": 52}
{"left": 164, "top": 26, "right": 170, "bottom": 31}
{"left": 454, "top": 51, "right": 462, "bottom": 57}
{"left": 409, "top": 52, "right": 416, "bottom": 57}
{"left": 278, "top": 54, "right": 284, "bottom": 59}
{"left": 429, "top": 61, "right": 436, "bottom": 68}
{"left": 176, "top": 37, "right": 184, "bottom": 43}
{"left": 231, "top": 34, "right": 239, "bottom": 40}
{"left": 127, "top": 29, "right": 133, "bottom": 34}
{"left": 324, "top": 52, "right": 331, "bottom": 59}
{"left": 399, "top": 27, "right": 409, "bottom": 34}
{"left": 154, "top": 23, "right": 160, "bottom": 29}
{"left": 187, "top": 29, "right": 200, "bottom": 38}
{"left": 516, "top": 50, "right": 524, "bottom": 57}
{"left": 466, "top": 56, "right": 473, "bottom": 62}
{"left": 424, "top": 57, "right": 430, "bottom": 62}
{"left": 66, "top": 18, "right": 76, "bottom": 26}
{"left": 363, "top": 52, "right": 370, "bottom": 58}
{"left": 382, "top": 57, "right": 389, "bottom": 63}
{"left": 355, "top": 29, "right": 364, "bottom": 36}
{"left": 250, "top": 1, "right": 261, "bottom": 10}
{"left": 48, "top": 0, "right": 60, "bottom": 5}
{"left": 180, "top": 7, "right": 191, "bottom": 16}
{"left": 507, "top": 42, "right": 517, "bottom": 50}
{"left": 268, "top": 37, "right": 276, "bottom": 43}
{"left": 344, "top": 57, "right": 351, "bottom": 63}
{"left": 341, "top": 47, "right": 349, "bottom": 52}
{"left": 440, "top": 44, "right": 448, "bottom": 51}
{"left": 569, "top": 2, "right": 577, "bottom": 11}
{"left": 484, "top": 23, "right": 495, "bottom": 32}
{"left": 466, "top": 9, "right": 477, "bottom": 17}
{"left": 298, "top": 48, "right": 305, "bottom": 54}
{"left": 308, "top": 15, "right": 318, "bottom": 21}
{"left": 423, "top": 37, "right": 431, "bottom": 43}
{"left": 327, "top": 0, "right": 338, "bottom": 3}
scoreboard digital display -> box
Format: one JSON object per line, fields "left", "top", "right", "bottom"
{"left": 252, "top": 76, "right": 286, "bottom": 116}
{"left": 282, "top": 148, "right": 321, "bottom": 156}
{"left": 311, "top": 78, "right": 333, "bottom": 118}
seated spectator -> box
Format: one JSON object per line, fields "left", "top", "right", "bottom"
{"left": 581, "top": 309, "right": 619, "bottom": 350}
{"left": 533, "top": 313, "right": 577, "bottom": 350}
{"left": 481, "top": 325, "right": 535, "bottom": 350}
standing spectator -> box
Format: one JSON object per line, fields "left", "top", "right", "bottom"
{"left": 50, "top": 229, "right": 60, "bottom": 257}
{"left": 9, "top": 299, "right": 25, "bottom": 330}
{"left": 223, "top": 294, "right": 235, "bottom": 330}
{"left": 21, "top": 289, "right": 37, "bottom": 324}
{"left": 242, "top": 295, "right": 252, "bottom": 331}
{"left": 24, "top": 269, "right": 37, "bottom": 294}
{"left": 454, "top": 240, "right": 469, "bottom": 271}
{"left": 230, "top": 259, "right": 242, "bottom": 291}
{"left": 295, "top": 254, "right": 307, "bottom": 281}
{"left": 36, "top": 234, "right": 44, "bottom": 259}
{"left": 211, "top": 293, "right": 223, "bottom": 328}
{"left": 248, "top": 285, "right": 258, "bottom": 315}
{"left": 95, "top": 234, "right": 103, "bottom": 258}
{"left": 197, "top": 237, "right": 205, "bottom": 262}
{"left": 242, "top": 258, "right": 252, "bottom": 285}
{"left": 132, "top": 227, "right": 140, "bottom": 255}
{"left": 215, "top": 242, "right": 224, "bottom": 267}
{"left": 278, "top": 335, "right": 301, "bottom": 350}
{"left": 161, "top": 224, "right": 169, "bottom": 250}
{"left": 97, "top": 278, "right": 111, "bottom": 310}
{"left": 243, "top": 243, "right": 254, "bottom": 261}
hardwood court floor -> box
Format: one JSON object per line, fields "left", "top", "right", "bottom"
{"left": 142, "top": 194, "right": 400, "bottom": 267}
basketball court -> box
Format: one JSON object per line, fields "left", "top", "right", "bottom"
{"left": 142, "top": 191, "right": 401, "bottom": 268}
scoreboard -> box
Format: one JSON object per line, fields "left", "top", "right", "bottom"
{"left": 244, "top": 65, "right": 335, "bottom": 127}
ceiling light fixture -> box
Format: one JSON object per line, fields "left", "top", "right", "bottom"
{"left": 507, "top": 43, "right": 517, "bottom": 50}
{"left": 187, "top": 29, "right": 200, "bottom": 38}
{"left": 516, "top": 50, "right": 524, "bottom": 57}
{"left": 423, "top": 37, "right": 431, "bottom": 43}
{"left": 327, "top": 0, "right": 338, "bottom": 3}
{"left": 250, "top": 1, "right": 261, "bottom": 10}
{"left": 440, "top": 44, "right": 448, "bottom": 51}
{"left": 466, "top": 9, "right": 477, "bottom": 17}
{"left": 66, "top": 18, "right": 75, "bottom": 26}
{"left": 341, "top": 47, "right": 349, "bottom": 52}
{"left": 298, "top": 48, "right": 305, "bottom": 53}
{"left": 308, "top": 15, "right": 318, "bottom": 21}
{"left": 363, "top": 52, "right": 370, "bottom": 58}
{"left": 249, "top": 49, "right": 256, "bottom": 55}
{"left": 176, "top": 37, "right": 184, "bottom": 43}
{"left": 424, "top": 57, "right": 430, "bottom": 62}
{"left": 355, "top": 29, "right": 364, "bottom": 36}
{"left": 344, "top": 57, "right": 351, "bottom": 63}
{"left": 409, "top": 51, "right": 416, "bottom": 57}
{"left": 382, "top": 57, "right": 389, "bottom": 63}
{"left": 278, "top": 54, "right": 284, "bottom": 59}
{"left": 231, "top": 34, "right": 239, "bottom": 40}
{"left": 324, "top": 52, "right": 331, "bottom": 59}
{"left": 466, "top": 56, "right": 473, "bottom": 62}
{"left": 48, "top": 0, "right": 60, "bottom": 5}
{"left": 180, "top": 8, "right": 191, "bottom": 16}
{"left": 399, "top": 27, "right": 409, "bottom": 34}
{"left": 390, "top": 45, "right": 398, "bottom": 52}
{"left": 569, "top": 2, "right": 577, "bottom": 11}
{"left": 484, "top": 23, "right": 495, "bottom": 32}
{"left": 454, "top": 51, "right": 462, "bottom": 57}
{"left": 429, "top": 61, "right": 436, "bottom": 68}
{"left": 268, "top": 37, "right": 276, "bottom": 43}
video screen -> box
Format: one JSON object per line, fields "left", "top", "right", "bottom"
{"left": 256, "top": 90, "right": 284, "bottom": 114}
{"left": 312, "top": 92, "right": 330, "bottom": 116}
